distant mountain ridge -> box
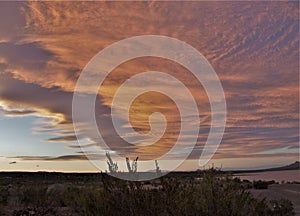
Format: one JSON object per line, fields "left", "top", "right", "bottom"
{"left": 231, "top": 161, "right": 300, "bottom": 174}
{"left": 264, "top": 161, "right": 299, "bottom": 171}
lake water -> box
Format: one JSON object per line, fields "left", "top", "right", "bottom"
{"left": 237, "top": 170, "right": 300, "bottom": 182}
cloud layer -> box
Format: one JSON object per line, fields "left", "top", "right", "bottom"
{"left": 0, "top": 1, "right": 298, "bottom": 169}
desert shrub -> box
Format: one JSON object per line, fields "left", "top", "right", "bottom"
{"left": 61, "top": 184, "right": 117, "bottom": 216}
{"left": 60, "top": 171, "right": 295, "bottom": 216}
{"left": 0, "top": 187, "right": 9, "bottom": 215}
{"left": 5, "top": 172, "right": 295, "bottom": 216}
{"left": 167, "top": 171, "right": 268, "bottom": 216}
{"left": 270, "top": 199, "right": 295, "bottom": 216}
{"left": 253, "top": 180, "right": 275, "bottom": 189}
{"left": 14, "top": 185, "right": 58, "bottom": 215}
{"left": 0, "top": 199, "right": 2, "bottom": 215}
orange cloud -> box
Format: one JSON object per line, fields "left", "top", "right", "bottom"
{"left": 0, "top": 1, "right": 298, "bottom": 167}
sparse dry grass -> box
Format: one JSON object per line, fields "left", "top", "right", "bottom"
{"left": 0, "top": 171, "right": 296, "bottom": 216}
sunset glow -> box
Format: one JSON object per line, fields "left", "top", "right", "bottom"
{"left": 0, "top": 1, "right": 298, "bottom": 172}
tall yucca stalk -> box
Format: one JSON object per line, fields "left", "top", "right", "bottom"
{"left": 106, "top": 152, "right": 118, "bottom": 173}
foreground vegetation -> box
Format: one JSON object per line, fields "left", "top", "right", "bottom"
{"left": 0, "top": 170, "right": 295, "bottom": 216}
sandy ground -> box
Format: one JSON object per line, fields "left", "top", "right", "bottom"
{"left": 250, "top": 184, "right": 300, "bottom": 215}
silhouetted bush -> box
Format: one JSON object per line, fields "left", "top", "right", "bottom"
{"left": 0, "top": 187, "right": 9, "bottom": 215}
{"left": 253, "top": 180, "right": 275, "bottom": 189}
{"left": 0, "top": 171, "right": 295, "bottom": 215}
{"left": 58, "top": 171, "right": 295, "bottom": 216}
{"left": 14, "top": 185, "right": 58, "bottom": 215}
{"left": 270, "top": 199, "right": 295, "bottom": 216}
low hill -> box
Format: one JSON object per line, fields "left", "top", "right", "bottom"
{"left": 232, "top": 161, "right": 300, "bottom": 174}
{"left": 265, "top": 161, "right": 299, "bottom": 171}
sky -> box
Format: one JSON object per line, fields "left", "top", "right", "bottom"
{"left": 0, "top": 1, "right": 299, "bottom": 172}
